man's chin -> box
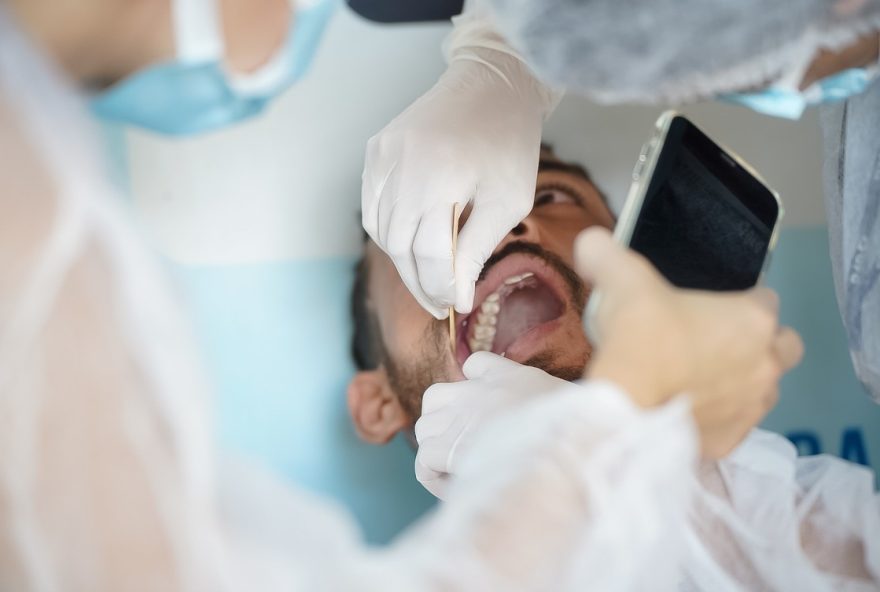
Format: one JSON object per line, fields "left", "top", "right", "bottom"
{"left": 521, "top": 350, "right": 589, "bottom": 383}
{"left": 509, "top": 313, "right": 591, "bottom": 381}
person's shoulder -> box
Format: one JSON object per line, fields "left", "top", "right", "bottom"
{"left": 724, "top": 428, "right": 878, "bottom": 497}
{"left": 726, "top": 428, "right": 798, "bottom": 471}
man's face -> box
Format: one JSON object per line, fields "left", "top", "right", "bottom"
{"left": 349, "top": 151, "right": 615, "bottom": 438}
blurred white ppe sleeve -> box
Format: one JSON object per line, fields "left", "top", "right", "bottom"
{"left": 416, "top": 353, "right": 880, "bottom": 591}
{"left": 683, "top": 429, "right": 880, "bottom": 591}
{"left": 0, "top": 8, "right": 702, "bottom": 592}
{"left": 361, "top": 0, "right": 562, "bottom": 319}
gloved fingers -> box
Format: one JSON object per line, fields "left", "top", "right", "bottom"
{"left": 453, "top": 198, "right": 528, "bottom": 314}
{"left": 398, "top": 168, "right": 473, "bottom": 311}
{"left": 381, "top": 169, "right": 475, "bottom": 318}
{"left": 414, "top": 457, "right": 449, "bottom": 499}
{"left": 377, "top": 177, "right": 410, "bottom": 250}
{"left": 421, "top": 381, "right": 468, "bottom": 415}
{"left": 416, "top": 434, "right": 461, "bottom": 475}
{"left": 462, "top": 351, "right": 524, "bottom": 379}
{"left": 360, "top": 141, "right": 397, "bottom": 242}
{"left": 414, "top": 407, "right": 462, "bottom": 444}
{"left": 394, "top": 251, "right": 449, "bottom": 319}
{"left": 412, "top": 201, "right": 459, "bottom": 308}
{"left": 385, "top": 205, "right": 449, "bottom": 319}
{"left": 452, "top": 255, "right": 481, "bottom": 316}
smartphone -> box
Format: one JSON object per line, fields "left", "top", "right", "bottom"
{"left": 586, "top": 112, "right": 783, "bottom": 339}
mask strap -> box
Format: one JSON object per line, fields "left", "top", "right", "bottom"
{"left": 225, "top": 0, "right": 328, "bottom": 96}
{"left": 173, "top": 0, "right": 225, "bottom": 63}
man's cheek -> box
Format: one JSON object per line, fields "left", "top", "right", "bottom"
{"left": 562, "top": 316, "right": 592, "bottom": 370}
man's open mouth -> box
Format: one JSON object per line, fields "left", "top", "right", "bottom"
{"left": 456, "top": 253, "right": 568, "bottom": 366}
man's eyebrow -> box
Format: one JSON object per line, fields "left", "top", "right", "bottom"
{"left": 537, "top": 159, "right": 594, "bottom": 183}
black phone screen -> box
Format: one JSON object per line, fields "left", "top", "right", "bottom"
{"left": 628, "top": 117, "right": 779, "bottom": 291}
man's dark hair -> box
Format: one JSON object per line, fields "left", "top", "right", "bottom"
{"left": 350, "top": 146, "right": 607, "bottom": 371}
{"left": 351, "top": 251, "right": 383, "bottom": 370}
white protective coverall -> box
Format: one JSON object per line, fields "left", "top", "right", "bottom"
{"left": 683, "top": 429, "right": 880, "bottom": 590}
{"left": 418, "top": 363, "right": 880, "bottom": 591}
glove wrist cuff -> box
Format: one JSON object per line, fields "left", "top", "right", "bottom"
{"left": 443, "top": 13, "right": 563, "bottom": 117}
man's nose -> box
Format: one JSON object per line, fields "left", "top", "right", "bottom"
{"left": 494, "top": 214, "right": 541, "bottom": 254}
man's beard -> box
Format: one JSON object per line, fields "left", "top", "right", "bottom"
{"left": 386, "top": 241, "right": 589, "bottom": 419}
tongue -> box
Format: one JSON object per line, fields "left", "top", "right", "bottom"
{"left": 492, "top": 283, "right": 564, "bottom": 354}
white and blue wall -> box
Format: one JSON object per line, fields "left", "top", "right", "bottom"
{"left": 116, "top": 7, "right": 879, "bottom": 544}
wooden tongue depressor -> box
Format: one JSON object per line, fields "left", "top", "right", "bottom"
{"left": 449, "top": 202, "right": 461, "bottom": 351}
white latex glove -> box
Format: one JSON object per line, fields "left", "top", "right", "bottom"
{"left": 362, "top": 4, "right": 562, "bottom": 318}
{"left": 415, "top": 351, "right": 582, "bottom": 498}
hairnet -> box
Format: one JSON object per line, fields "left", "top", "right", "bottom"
{"left": 488, "top": 0, "right": 880, "bottom": 103}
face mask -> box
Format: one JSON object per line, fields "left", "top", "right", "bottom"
{"left": 722, "top": 65, "right": 879, "bottom": 120}
{"left": 92, "top": 0, "right": 335, "bottom": 135}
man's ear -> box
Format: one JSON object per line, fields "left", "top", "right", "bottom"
{"left": 347, "top": 367, "right": 411, "bottom": 444}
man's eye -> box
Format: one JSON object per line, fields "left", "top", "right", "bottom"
{"left": 534, "top": 187, "right": 577, "bottom": 207}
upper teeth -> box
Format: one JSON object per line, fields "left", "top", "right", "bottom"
{"left": 467, "top": 272, "right": 535, "bottom": 353}
{"left": 474, "top": 325, "right": 496, "bottom": 340}
{"left": 477, "top": 312, "right": 497, "bottom": 326}
{"left": 481, "top": 300, "right": 500, "bottom": 315}
{"left": 504, "top": 272, "right": 534, "bottom": 285}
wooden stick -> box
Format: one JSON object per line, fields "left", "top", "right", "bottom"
{"left": 449, "top": 203, "right": 461, "bottom": 351}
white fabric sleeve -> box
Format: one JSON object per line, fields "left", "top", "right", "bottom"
{"left": 681, "top": 429, "right": 880, "bottom": 592}
{"left": 0, "top": 7, "right": 699, "bottom": 591}
{"left": 218, "top": 386, "right": 698, "bottom": 592}
{"left": 391, "top": 385, "right": 698, "bottom": 591}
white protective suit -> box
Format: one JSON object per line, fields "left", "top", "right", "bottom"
{"left": 684, "top": 429, "right": 880, "bottom": 591}
{"left": 417, "top": 359, "right": 880, "bottom": 590}
{"left": 0, "top": 6, "right": 699, "bottom": 591}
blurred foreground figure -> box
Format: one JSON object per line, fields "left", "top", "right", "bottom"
{"left": 0, "top": 1, "right": 815, "bottom": 590}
